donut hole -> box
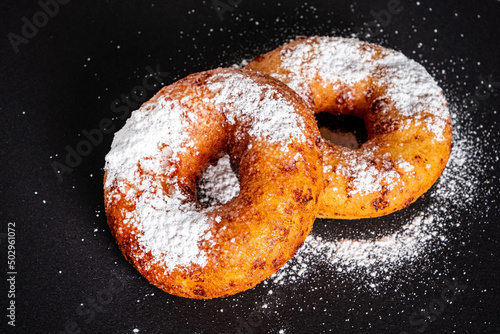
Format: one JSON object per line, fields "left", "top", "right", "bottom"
{"left": 315, "top": 112, "right": 368, "bottom": 149}
{"left": 197, "top": 155, "right": 241, "bottom": 207}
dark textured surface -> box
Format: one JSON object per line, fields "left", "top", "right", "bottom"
{"left": 1, "top": 0, "right": 499, "bottom": 333}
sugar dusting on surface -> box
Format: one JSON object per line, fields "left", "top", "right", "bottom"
{"left": 104, "top": 69, "right": 308, "bottom": 272}
{"left": 271, "top": 212, "right": 437, "bottom": 289}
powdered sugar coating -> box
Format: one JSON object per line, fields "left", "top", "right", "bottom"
{"left": 134, "top": 184, "right": 214, "bottom": 268}
{"left": 275, "top": 36, "right": 449, "bottom": 141}
{"left": 105, "top": 97, "right": 212, "bottom": 269}
{"left": 378, "top": 51, "right": 449, "bottom": 141}
{"left": 105, "top": 98, "right": 190, "bottom": 186}
{"left": 341, "top": 150, "right": 401, "bottom": 196}
{"left": 198, "top": 155, "right": 240, "bottom": 206}
{"left": 280, "top": 37, "right": 376, "bottom": 97}
{"left": 205, "top": 71, "right": 307, "bottom": 150}
{"left": 397, "top": 159, "right": 415, "bottom": 173}
{"left": 271, "top": 212, "right": 437, "bottom": 289}
{"left": 104, "top": 68, "right": 309, "bottom": 273}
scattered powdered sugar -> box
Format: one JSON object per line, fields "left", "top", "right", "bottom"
{"left": 271, "top": 212, "right": 437, "bottom": 287}
{"left": 198, "top": 155, "right": 240, "bottom": 207}
{"left": 231, "top": 58, "right": 250, "bottom": 69}
{"left": 331, "top": 215, "right": 435, "bottom": 268}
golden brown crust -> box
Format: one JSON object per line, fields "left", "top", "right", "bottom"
{"left": 246, "top": 36, "right": 453, "bottom": 219}
{"left": 104, "top": 68, "right": 323, "bottom": 298}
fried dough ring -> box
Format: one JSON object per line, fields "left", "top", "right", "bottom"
{"left": 246, "top": 36, "right": 453, "bottom": 219}
{"left": 104, "top": 68, "right": 323, "bottom": 298}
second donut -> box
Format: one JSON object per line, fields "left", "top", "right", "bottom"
{"left": 246, "top": 36, "right": 453, "bottom": 219}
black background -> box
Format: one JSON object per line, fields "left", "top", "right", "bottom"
{"left": 1, "top": 0, "right": 499, "bottom": 333}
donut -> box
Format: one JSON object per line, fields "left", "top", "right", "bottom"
{"left": 246, "top": 36, "right": 453, "bottom": 219}
{"left": 104, "top": 68, "right": 323, "bottom": 299}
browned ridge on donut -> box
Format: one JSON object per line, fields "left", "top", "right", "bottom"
{"left": 246, "top": 36, "right": 453, "bottom": 219}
